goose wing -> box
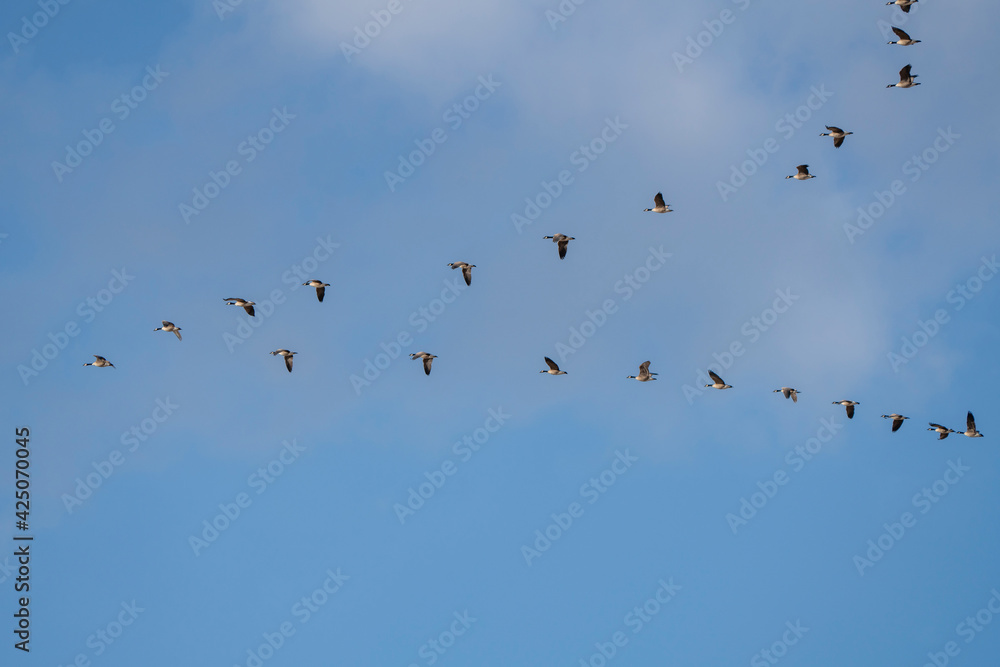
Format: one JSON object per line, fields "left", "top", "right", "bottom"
{"left": 846, "top": 404, "right": 855, "bottom": 419}
{"left": 968, "top": 411, "right": 977, "bottom": 431}
{"left": 316, "top": 285, "right": 326, "bottom": 302}
{"left": 892, "top": 26, "right": 911, "bottom": 40}
{"left": 892, "top": 418, "right": 903, "bottom": 432}
{"left": 653, "top": 192, "right": 665, "bottom": 208}
{"left": 708, "top": 370, "right": 725, "bottom": 385}
{"left": 544, "top": 357, "right": 560, "bottom": 372}
{"left": 423, "top": 356, "right": 434, "bottom": 375}
{"left": 900, "top": 64, "right": 913, "bottom": 80}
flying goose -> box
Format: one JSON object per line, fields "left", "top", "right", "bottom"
{"left": 888, "top": 64, "right": 920, "bottom": 88}
{"left": 820, "top": 126, "right": 853, "bottom": 148}
{"left": 961, "top": 411, "right": 984, "bottom": 438}
{"left": 627, "top": 361, "right": 658, "bottom": 382}
{"left": 269, "top": 349, "right": 297, "bottom": 373}
{"left": 154, "top": 321, "right": 182, "bottom": 341}
{"left": 881, "top": 414, "right": 909, "bottom": 432}
{"left": 704, "top": 370, "right": 732, "bottom": 389}
{"left": 832, "top": 400, "right": 860, "bottom": 419}
{"left": 540, "top": 357, "right": 567, "bottom": 375}
{"left": 928, "top": 423, "right": 956, "bottom": 440}
{"left": 887, "top": 0, "right": 917, "bottom": 13}
{"left": 786, "top": 165, "right": 815, "bottom": 180}
{"left": 409, "top": 352, "right": 437, "bottom": 376}
{"left": 224, "top": 298, "right": 256, "bottom": 316}
{"left": 543, "top": 234, "right": 575, "bottom": 260}
{"left": 774, "top": 387, "right": 800, "bottom": 402}
{"left": 447, "top": 262, "right": 476, "bottom": 287}
{"left": 302, "top": 280, "right": 330, "bottom": 302}
{"left": 888, "top": 26, "right": 920, "bottom": 45}
{"left": 84, "top": 355, "right": 115, "bottom": 368}
{"left": 643, "top": 192, "right": 673, "bottom": 213}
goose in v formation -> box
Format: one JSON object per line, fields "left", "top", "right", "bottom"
{"left": 644, "top": 192, "right": 673, "bottom": 213}
{"left": 154, "top": 321, "right": 182, "bottom": 341}
{"left": 540, "top": 357, "right": 567, "bottom": 375}
{"left": 224, "top": 298, "right": 256, "bottom": 316}
{"left": 543, "top": 234, "right": 575, "bottom": 260}
{"left": 447, "top": 262, "right": 476, "bottom": 287}
{"left": 410, "top": 352, "right": 437, "bottom": 376}
{"left": 270, "top": 349, "right": 297, "bottom": 373}
{"left": 84, "top": 355, "right": 115, "bottom": 368}
{"left": 881, "top": 414, "right": 909, "bottom": 432}
{"left": 627, "top": 361, "right": 658, "bottom": 382}
{"left": 302, "top": 280, "right": 330, "bottom": 302}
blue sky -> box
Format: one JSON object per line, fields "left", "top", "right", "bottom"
{"left": 2, "top": 0, "right": 1000, "bottom": 665}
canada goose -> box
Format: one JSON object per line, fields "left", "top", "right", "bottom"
{"left": 643, "top": 192, "right": 673, "bottom": 213}
{"left": 269, "top": 349, "right": 297, "bottom": 373}
{"left": 820, "top": 126, "right": 853, "bottom": 148}
{"left": 627, "top": 361, "right": 658, "bottom": 382}
{"left": 543, "top": 234, "right": 575, "bottom": 260}
{"left": 786, "top": 165, "right": 815, "bottom": 180}
{"left": 704, "top": 370, "right": 732, "bottom": 389}
{"left": 447, "top": 262, "right": 476, "bottom": 287}
{"left": 881, "top": 414, "right": 909, "bottom": 432}
{"left": 888, "top": 26, "right": 920, "bottom": 45}
{"left": 409, "top": 351, "right": 437, "bottom": 376}
{"left": 302, "top": 280, "right": 330, "bottom": 302}
{"left": 154, "top": 321, "right": 182, "bottom": 341}
{"left": 224, "top": 298, "right": 256, "bottom": 316}
{"left": 774, "top": 387, "right": 800, "bottom": 402}
{"left": 961, "top": 411, "right": 984, "bottom": 438}
{"left": 540, "top": 357, "right": 567, "bottom": 375}
{"left": 888, "top": 64, "right": 920, "bottom": 88}
{"left": 832, "top": 400, "right": 860, "bottom": 419}
{"left": 928, "top": 423, "right": 956, "bottom": 440}
{"left": 83, "top": 355, "right": 115, "bottom": 368}
{"left": 887, "top": 0, "right": 917, "bottom": 13}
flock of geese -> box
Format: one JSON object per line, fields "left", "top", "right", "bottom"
{"left": 80, "top": 0, "right": 980, "bottom": 443}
